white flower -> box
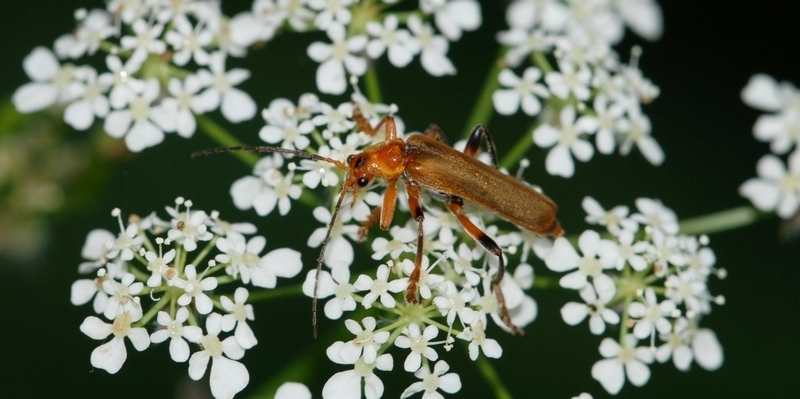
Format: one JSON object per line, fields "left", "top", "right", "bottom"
{"left": 628, "top": 288, "right": 676, "bottom": 342}
{"left": 54, "top": 9, "right": 114, "bottom": 58}
{"left": 120, "top": 19, "right": 167, "bottom": 59}
{"left": 581, "top": 196, "right": 637, "bottom": 236}
{"left": 545, "top": 61, "right": 592, "bottom": 101}
{"left": 619, "top": 106, "right": 664, "bottom": 165}
{"left": 195, "top": 51, "right": 257, "bottom": 122}
{"left": 80, "top": 312, "right": 150, "bottom": 374}
{"left": 371, "top": 225, "right": 416, "bottom": 260}
{"left": 150, "top": 307, "right": 203, "bottom": 362}
{"left": 593, "top": 94, "right": 628, "bottom": 154}
{"left": 166, "top": 204, "right": 213, "bottom": 252}
{"left": 338, "top": 317, "right": 391, "bottom": 364}
{"left": 560, "top": 279, "right": 618, "bottom": 335}
{"left": 307, "top": 206, "right": 358, "bottom": 267}
{"left": 189, "top": 313, "right": 250, "bottom": 399}
{"left": 407, "top": 15, "right": 456, "bottom": 77}
{"left": 394, "top": 323, "right": 440, "bottom": 372}
{"left": 401, "top": 360, "right": 462, "bottom": 399}
{"left": 739, "top": 152, "right": 800, "bottom": 218}
{"left": 497, "top": 26, "right": 556, "bottom": 67}
{"left": 656, "top": 317, "right": 724, "bottom": 372}
{"left": 276, "top": 382, "right": 312, "bottom": 399}
{"left": 605, "top": 229, "right": 649, "bottom": 271}
{"left": 323, "top": 342, "right": 393, "bottom": 399}
{"left": 420, "top": 0, "right": 482, "bottom": 41}
{"left": 312, "top": 101, "right": 356, "bottom": 134}
{"left": 77, "top": 228, "right": 115, "bottom": 274}
{"left": 742, "top": 74, "right": 800, "bottom": 154}
{"left": 616, "top": 0, "right": 664, "bottom": 41}
{"left": 259, "top": 105, "right": 315, "bottom": 151}
{"left": 545, "top": 230, "right": 615, "bottom": 290}
{"left": 308, "top": 0, "right": 353, "bottom": 29}
{"left": 175, "top": 264, "right": 218, "bottom": 314}
{"left": 71, "top": 274, "right": 109, "bottom": 315}
{"left": 302, "top": 264, "right": 359, "bottom": 320}
{"left": 433, "top": 281, "right": 477, "bottom": 327}
{"left": 533, "top": 106, "right": 598, "bottom": 177}
{"left": 366, "top": 15, "right": 419, "bottom": 67}
{"left": 101, "top": 272, "right": 144, "bottom": 320}
{"left": 13, "top": 46, "right": 82, "bottom": 113}
{"left": 158, "top": 75, "right": 208, "bottom": 138}
{"left": 99, "top": 52, "right": 147, "bottom": 109}
{"left": 300, "top": 146, "right": 342, "bottom": 188}
{"left": 103, "top": 78, "right": 176, "bottom": 152}
{"left": 664, "top": 271, "right": 710, "bottom": 317}
{"left": 591, "top": 335, "right": 654, "bottom": 395}
{"left": 220, "top": 287, "right": 258, "bottom": 350}
{"left": 457, "top": 320, "right": 502, "bottom": 361}
{"left": 492, "top": 67, "right": 550, "bottom": 116}
{"left": 400, "top": 256, "right": 445, "bottom": 301}
{"left": 307, "top": 23, "right": 367, "bottom": 94}
{"left": 354, "top": 264, "right": 406, "bottom": 309}
{"left": 216, "top": 233, "right": 302, "bottom": 288}
{"left": 63, "top": 66, "right": 110, "bottom": 131}
{"left": 145, "top": 246, "right": 176, "bottom": 287}
{"left": 692, "top": 328, "right": 724, "bottom": 371}
{"left": 165, "top": 14, "right": 214, "bottom": 66}
{"left": 632, "top": 197, "right": 679, "bottom": 235}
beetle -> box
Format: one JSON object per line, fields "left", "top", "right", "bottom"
{"left": 193, "top": 108, "right": 563, "bottom": 336}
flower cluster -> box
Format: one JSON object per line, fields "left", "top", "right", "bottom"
{"left": 11, "top": 0, "right": 483, "bottom": 153}
{"left": 72, "top": 198, "right": 302, "bottom": 399}
{"left": 545, "top": 196, "right": 725, "bottom": 394}
{"left": 493, "top": 0, "right": 664, "bottom": 177}
{"left": 739, "top": 74, "right": 800, "bottom": 220}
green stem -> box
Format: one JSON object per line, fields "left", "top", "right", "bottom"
{"left": 531, "top": 51, "right": 554, "bottom": 75}
{"left": 364, "top": 65, "right": 383, "bottom": 104}
{"left": 196, "top": 115, "right": 260, "bottom": 167}
{"left": 679, "top": 205, "right": 767, "bottom": 236}
{"left": 474, "top": 355, "right": 513, "bottom": 399}
{"left": 500, "top": 121, "right": 537, "bottom": 170}
{"left": 247, "top": 284, "right": 304, "bottom": 302}
{"left": 462, "top": 47, "right": 506, "bottom": 139}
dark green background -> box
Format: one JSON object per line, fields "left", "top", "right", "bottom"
{"left": 1, "top": 1, "right": 798, "bottom": 398}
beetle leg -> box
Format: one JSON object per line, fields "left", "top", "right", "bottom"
{"left": 463, "top": 125, "right": 500, "bottom": 168}
{"left": 404, "top": 181, "right": 426, "bottom": 304}
{"left": 445, "top": 197, "right": 524, "bottom": 336}
{"left": 352, "top": 104, "right": 397, "bottom": 141}
{"left": 379, "top": 179, "right": 398, "bottom": 231}
{"left": 423, "top": 124, "right": 449, "bottom": 144}
{"left": 358, "top": 206, "right": 382, "bottom": 242}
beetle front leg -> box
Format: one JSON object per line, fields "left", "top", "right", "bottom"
{"left": 445, "top": 197, "right": 524, "bottom": 336}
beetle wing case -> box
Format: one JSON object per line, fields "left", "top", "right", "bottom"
{"left": 404, "top": 134, "right": 562, "bottom": 237}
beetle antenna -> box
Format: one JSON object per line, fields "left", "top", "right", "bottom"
{"left": 191, "top": 145, "right": 347, "bottom": 170}
{"left": 312, "top": 182, "right": 351, "bottom": 338}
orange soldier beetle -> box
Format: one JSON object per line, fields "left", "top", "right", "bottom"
{"left": 193, "top": 108, "right": 564, "bottom": 336}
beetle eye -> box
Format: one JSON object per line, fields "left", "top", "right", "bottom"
{"left": 357, "top": 177, "right": 369, "bottom": 187}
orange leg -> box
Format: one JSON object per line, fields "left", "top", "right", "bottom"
{"left": 358, "top": 206, "right": 382, "bottom": 243}
{"left": 352, "top": 104, "right": 397, "bottom": 140}
{"left": 403, "top": 181, "right": 426, "bottom": 304}
{"left": 445, "top": 198, "right": 524, "bottom": 335}
{"left": 424, "top": 124, "right": 449, "bottom": 143}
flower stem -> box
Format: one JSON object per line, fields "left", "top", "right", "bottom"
{"left": 246, "top": 284, "right": 304, "bottom": 302}
{"left": 196, "top": 115, "right": 260, "bottom": 167}
{"left": 474, "top": 355, "right": 513, "bottom": 399}
{"left": 679, "top": 205, "right": 767, "bottom": 236}
{"left": 364, "top": 65, "right": 383, "bottom": 104}
{"left": 500, "top": 121, "right": 537, "bottom": 170}
{"left": 461, "top": 47, "right": 506, "bottom": 139}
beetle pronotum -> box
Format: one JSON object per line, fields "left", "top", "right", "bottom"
{"left": 194, "top": 108, "right": 563, "bottom": 336}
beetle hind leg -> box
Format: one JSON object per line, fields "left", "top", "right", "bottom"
{"left": 445, "top": 198, "right": 524, "bottom": 336}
